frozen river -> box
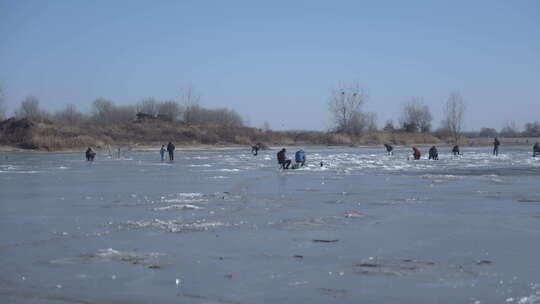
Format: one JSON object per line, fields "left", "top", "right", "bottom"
{"left": 1, "top": 146, "right": 540, "bottom": 303}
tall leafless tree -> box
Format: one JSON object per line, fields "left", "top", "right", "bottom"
{"left": 91, "top": 98, "right": 115, "bottom": 124}
{"left": 54, "top": 104, "right": 84, "bottom": 125}
{"left": 262, "top": 121, "right": 271, "bottom": 131}
{"left": 0, "top": 86, "right": 6, "bottom": 119}
{"left": 523, "top": 121, "right": 540, "bottom": 137}
{"left": 180, "top": 87, "right": 202, "bottom": 125}
{"left": 328, "top": 83, "right": 369, "bottom": 135}
{"left": 157, "top": 100, "right": 181, "bottom": 121}
{"left": 400, "top": 97, "right": 433, "bottom": 133}
{"left": 15, "top": 96, "right": 42, "bottom": 120}
{"left": 137, "top": 98, "right": 159, "bottom": 116}
{"left": 443, "top": 92, "right": 466, "bottom": 144}
{"left": 500, "top": 120, "right": 519, "bottom": 137}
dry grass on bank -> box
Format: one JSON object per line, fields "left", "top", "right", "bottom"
{"left": 1, "top": 118, "right": 451, "bottom": 151}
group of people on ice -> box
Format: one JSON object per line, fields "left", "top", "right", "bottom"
{"left": 159, "top": 142, "right": 176, "bottom": 161}
{"left": 277, "top": 148, "right": 306, "bottom": 169}
{"left": 405, "top": 137, "right": 539, "bottom": 160}
{"left": 84, "top": 137, "right": 540, "bottom": 163}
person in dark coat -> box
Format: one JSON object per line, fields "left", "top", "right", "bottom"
{"left": 534, "top": 142, "right": 540, "bottom": 157}
{"left": 412, "top": 147, "right": 421, "bottom": 160}
{"left": 428, "top": 146, "right": 439, "bottom": 160}
{"left": 384, "top": 144, "right": 393, "bottom": 155}
{"left": 85, "top": 147, "right": 96, "bottom": 161}
{"left": 251, "top": 143, "right": 261, "bottom": 156}
{"left": 166, "top": 142, "right": 175, "bottom": 161}
{"left": 452, "top": 145, "right": 460, "bottom": 156}
{"left": 277, "top": 148, "right": 291, "bottom": 169}
{"left": 493, "top": 137, "right": 500, "bottom": 156}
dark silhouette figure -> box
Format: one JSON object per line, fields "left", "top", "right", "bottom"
{"left": 452, "top": 145, "right": 460, "bottom": 156}
{"left": 277, "top": 148, "right": 291, "bottom": 169}
{"left": 428, "top": 146, "right": 439, "bottom": 160}
{"left": 534, "top": 143, "right": 540, "bottom": 157}
{"left": 384, "top": 144, "right": 393, "bottom": 155}
{"left": 85, "top": 147, "right": 96, "bottom": 161}
{"left": 251, "top": 143, "right": 261, "bottom": 156}
{"left": 167, "top": 142, "right": 175, "bottom": 161}
{"left": 412, "top": 147, "right": 421, "bottom": 160}
{"left": 493, "top": 138, "right": 500, "bottom": 156}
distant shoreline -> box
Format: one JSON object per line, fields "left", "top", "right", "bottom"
{"left": 1, "top": 118, "right": 539, "bottom": 153}
{"left": 1, "top": 141, "right": 537, "bottom": 154}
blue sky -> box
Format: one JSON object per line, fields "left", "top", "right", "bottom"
{"left": 0, "top": 0, "right": 539, "bottom": 131}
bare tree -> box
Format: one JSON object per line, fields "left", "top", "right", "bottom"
{"left": 400, "top": 97, "right": 433, "bottom": 133}
{"left": 15, "top": 96, "right": 42, "bottom": 120}
{"left": 262, "top": 121, "right": 271, "bottom": 131}
{"left": 0, "top": 86, "right": 6, "bottom": 119}
{"left": 383, "top": 119, "right": 395, "bottom": 132}
{"left": 523, "top": 121, "right": 540, "bottom": 137}
{"left": 182, "top": 104, "right": 243, "bottom": 127}
{"left": 54, "top": 104, "right": 85, "bottom": 125}
{"left": 362, "top": 112, "right": 377, "bottom": 132}
{"left": 137, "top": 98, "right": 159, "bottom": 116}
{"left": 328, "top": 83, "right": 369, "bottom": 135}
{"left": 479, "top": 127, "right": 498, "bottom": 137}
{"left": 112, "top": 105, "right": 137, "bottom": 123}
{"left": 91, "top": 98, "right": 115, "bottom": 124}
{"left": 500, "top": 121, "right": 519, "bottom": 137}
{"left": 180, "top": 87, "right": 201, "bottom": 125}
{"left": 157, "top": 100, "right": 181, "bottom": 121}
{"left": 443, "top": 92, "right": 466, "bottom": 144}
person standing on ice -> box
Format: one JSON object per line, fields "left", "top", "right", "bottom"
{"left": 251, "top": 143, "right": 261, "bottom": 156}
{"left": 167, "top": 142, "right": 175, "bottom": 161}
{"left": 160, "top": 145, "right": 166, "bottom": 161}
{"left": 493, "top": 137, "right": 500, "bottom": 156}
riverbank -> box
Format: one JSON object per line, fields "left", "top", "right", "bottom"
{"left": 1, "top": 118, "right": 537, "bottom": 152}
{"left": 0, "top": 118, "right": 442, "bottom": 152}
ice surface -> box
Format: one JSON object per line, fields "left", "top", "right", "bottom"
{"left": 1, "top": 146, "right": 539, "bottom": 303}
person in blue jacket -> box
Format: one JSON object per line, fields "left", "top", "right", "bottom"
{"left": 295, "top": 149, "right": 306, "bottom": 167}
{"left": 160, "top": 145, "right": 166, "bottom": 161}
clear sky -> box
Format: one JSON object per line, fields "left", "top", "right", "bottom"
{"left": 1, "top": 0, "right": 539, "bottom": 131}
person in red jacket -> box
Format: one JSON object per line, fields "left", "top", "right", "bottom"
{"left": 412, "top": 147, "right": 421, "bottom": 160}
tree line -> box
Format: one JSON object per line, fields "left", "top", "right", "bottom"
{"left": 1, "top": 84, "right": 538, "bottom": 140}
{"left": 0, "top": 87, "right": 244, "bottom": 128}
{"left": 327, "top": 83, "right": 540, "bottom": 143}
{"left": 327, "top": 83, "right": 467, "bottom": 144}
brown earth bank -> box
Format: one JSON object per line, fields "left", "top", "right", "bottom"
{"left": 0, "top": 118, "right": 534, "bottom": 152}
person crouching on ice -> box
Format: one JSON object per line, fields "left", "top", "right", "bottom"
{"left": 277, "top": 148, "right": 291, "bottom": 169}
{"left": 384, "top": 144, "right": 393, "bottom": 155}
{"left": 452, "top": 145, "right": 460, "bottom": 156}
{"left": 295, "top": 149, "right": 306, "bottom": 167}
{"left": 428, "top": 146, "right": 439, "bottom": 160}
{"left": 412, "top": 147, "right": 421, "bottom": 160}
{"left": 85, "top": 147, "right": 96, "bottom": 161}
